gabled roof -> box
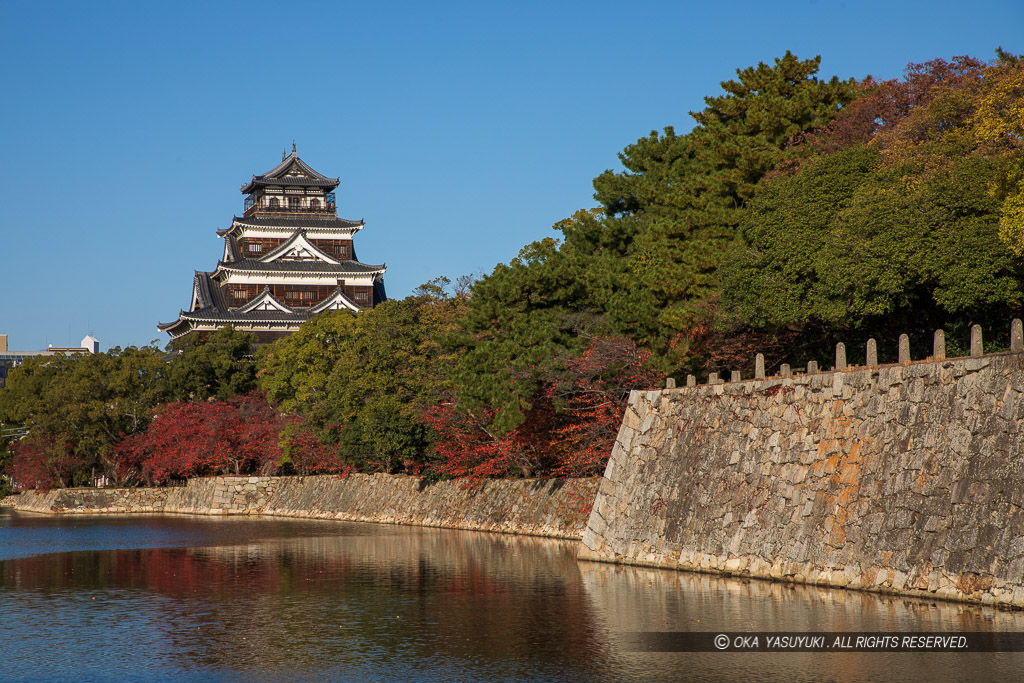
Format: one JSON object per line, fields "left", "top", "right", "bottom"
{"left": 310, "top": 287, "right": 360, "bottom": 313}
{"left": 241, "top": 148, "right": 340, "bottom": 193}
{"left": 259, "top": 231, "right": 340, "bottom": 265}
{"left": 236, "top": 287, "right": 296, "bottom": 314}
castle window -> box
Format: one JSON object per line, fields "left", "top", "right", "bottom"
{"left": 310, "top": 198, "right": 321, "bottom": 209}
{"left": 288, "top": 197, "right": 300, "bottom": 209}
{"left": 268, "top": 197, "right": 280, "bottom": 208}
{"left": 284, "top": 289, "right": 317, "bottom": 305}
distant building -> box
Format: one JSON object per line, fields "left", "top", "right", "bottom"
{"left": 158, "top": 146, "right": 387, "bottom": 344}
{"left": 0, "top": 334, "right": 98, "bottom": 388}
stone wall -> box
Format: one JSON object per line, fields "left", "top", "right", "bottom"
{"left": 4, "top": 474, "right": 598, "bottom": 539}
{"left": 580, "top": 349, "right": 1024, "bottom": 607}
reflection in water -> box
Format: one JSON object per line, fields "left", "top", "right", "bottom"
{"left": 580, "top": 562, "right": 1024, "bottom": 682}
{"left": 1, "top": 514, "right": 605, "bottom": 681}
{"left": 2, "top": 510, "right": 1023, "bottom": 681}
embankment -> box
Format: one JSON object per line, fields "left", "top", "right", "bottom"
{"left": 580, "top": 342, "right": 1024, "bottom": 607}
{"left": 4, "top": 474, "right": 598, "bottom": 539}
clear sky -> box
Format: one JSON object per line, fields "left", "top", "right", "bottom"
{"left": 1, "top": 0, "right": 1021, "bottom": 351}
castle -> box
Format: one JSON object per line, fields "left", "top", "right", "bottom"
{"left": 159, "top": 146, "right": 386, "bottom": 343}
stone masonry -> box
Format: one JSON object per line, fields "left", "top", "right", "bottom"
{"left": 580, "top": 344, "right": 1024, "bottom": 608}
{"left": 5, "top": 474, "right": 598, "bottom": 540}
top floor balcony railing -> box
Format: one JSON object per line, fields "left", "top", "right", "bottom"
{"left": 243, "top": 202, "right": 337, "bottom": 217}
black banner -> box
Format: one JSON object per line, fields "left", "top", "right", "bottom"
{"left": 618, "top": 632, "right": 1024, "bottom": 652}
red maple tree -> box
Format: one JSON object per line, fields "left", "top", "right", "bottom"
{"left": 6, "top": 431, "right": 83, "bottom": 491}
{"left": 547, "top": 335, "right": 657, "bottom": 477}
{"left": 423, "top": 335, "right": 656, "bottom": 480}
{"left": 114, "top": 393, "right": 286, "bottom": 485}
{"left": 278, "top": 420, "right": 344, "bottom": 475}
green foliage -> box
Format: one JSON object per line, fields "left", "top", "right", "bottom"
{"left": 258, "top": 281, "right": 468, "bottom": 472}
{"left": 0, "top": 346, "right": 169, "bottom": 486}
{"left": 1000, "top": 187, "right": 1024, "bottom": 257}
{"left": 0, "top": 436, "right": 12, "bottom": 497}
{"left": 166, "top": 326, "right": 257, "bottom": 401}
{"left": 722, "top": 54, "right": 1024, "bottom": 362}
{"left": 580, "top": 52, "right": 857, "bottom": 371}
{"left": 257, "top": 311, "right": 357, "bottom": 413}
{"left": 451, "top": 237, "right": 600, "bottom": 434}
{"left": 10, "top": 51, "right": 1019, "bottom": 487}
{"left": 555, "top": 210, "right": 665, "bottom": 352}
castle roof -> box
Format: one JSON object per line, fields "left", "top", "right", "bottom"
{"left": 240, "top": 147, "right": 340, "bottom": 194}
{"left": 219, "top": 215, "right": 364, "bottom": 237}
{"left": 157, "top": 276, "right": 364, "bottom": 334}
{"left": 215, "top": 258, "right": 386, "bottom": 275}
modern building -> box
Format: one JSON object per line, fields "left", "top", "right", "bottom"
{"left": 0, "top": 334, "right": 98, "bottom": 388}
{"left": 158, "top": 146, "right": 387, "bottom": 344}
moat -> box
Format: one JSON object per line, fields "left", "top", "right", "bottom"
{"left": 3, "top": 510, "right": 1024, "bottom": 681}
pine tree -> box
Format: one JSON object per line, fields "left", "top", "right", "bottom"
{"left": 586, "top": 52, "right": 856, "bottom": 370}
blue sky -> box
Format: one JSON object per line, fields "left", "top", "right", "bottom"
{"left": 1, "top": 1, "right": 1021, "bottom": 351}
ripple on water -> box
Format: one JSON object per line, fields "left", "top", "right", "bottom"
{"left": 2, "top": 510, "right": 1023, "bottom": 682}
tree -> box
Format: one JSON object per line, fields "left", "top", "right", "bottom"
{"left": 546, "top": 335, "right": 657, "bottom": 477}
{"left": 971, "top": 53, "right": 1024, "bottom": 257}
{"left": 0, "top": 346, "right": 169, "bottom": 488}
{"left": 114, "top": 394, "right": 285, "bottom": 485}
{"left": 422, "top": 393, "right": 560, "bottom": 479}
{"left": 258, "top": 281, "right": 470, "bottom": 473}
{"left": 166, "top": 326, "right": 257, "bottom": 401}
{"left": 257, "top": 311, "right": 357, "bottom": 414}
{"left": 442, "top": 52, "right": 857, "bottom": 441}
{"left": 450, "top": 237, "right": 601, "bottom": 435}
{"left": 776, "top": 55, "right": 988, "bottom": 175}
{"left": 424, "top": 335, "right": 656, "bottom": 479}
{"left": 579, "top": 52, "right": 857, "bottom": 371}
{"left": 6, "top": 432, "right": 82, "bottom": 491}
{"left": 278, "top": 419, "right": 342, "bottom": 475}
{"left": 721, "top": 53, "right": 1024, "bottom": 362}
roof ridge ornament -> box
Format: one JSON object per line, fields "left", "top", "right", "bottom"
{"left": 292, "top": 141, "right": 297, "bottom": 155}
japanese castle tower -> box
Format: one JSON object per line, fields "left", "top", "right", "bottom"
{"left": 159, "top": 146, "right": 386, "bottom": 343}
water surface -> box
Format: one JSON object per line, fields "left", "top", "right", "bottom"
{"left": 2, "top": 509, "right": 1022, "bottom": 681}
